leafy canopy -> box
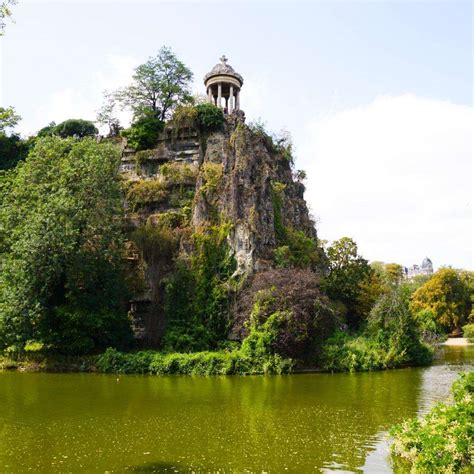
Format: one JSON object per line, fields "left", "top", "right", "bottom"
{"left": 116, "top": 46, "right": 193, "bottom": 121}
{"left": 54, "top": 118, "right": 98, "bottom": 138}
{"left": 0, "top": 136, "right": 132, "bottom": 354}
{"left": 322, "top": 237, "right": 371, "bottom": 325}
{"left": 0, "top": 106, "right": 21, "bottom": 132}
{"left": 410, "top": 268, "right": 473, "bottom": 331}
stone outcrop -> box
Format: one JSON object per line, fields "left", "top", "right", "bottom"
{"left": 192, "top": 111, "right": 316, "bottom": 274}
{"left": 122, "top": 111, "right": 317, "bottom": 343}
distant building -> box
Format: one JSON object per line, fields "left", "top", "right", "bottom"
{"left": 404, "top": 257, "right": 433, "bottom": 279}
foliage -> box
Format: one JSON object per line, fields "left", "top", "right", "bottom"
{"left": 320, "top": 289, "right": 432, "bottom": 371}
{"left": 125, "top": 162, "right": 197, "bottom": 211}
{"left": 270, "top": 181, "right": 287, "bottom": 244}
{"left": 130, "top": 223, "right": 178, "bottom": 265}
{"left": 462, "top": 323, "right": 474, "bottom": 342}
{"left": 53, "top": 119, "right": 98, "bottom": 138}
{"left": 195, "top": 103, "right": 225, "bottom": 132}
{"left": 163, "top": 223, "right": 236, "bottom": 352}
{"left": 96, "top": 91, "right": 121, "bottom": 136}
{"left": 391, "top": 372, "right": 474, "bottom": 473}
{"left": 410, "top": 268, "right": 473, "bottom": 332}
{"left": 0, "top": 106, "right": 21, "bottom": 132}
{"left": 160, "top": 162, "right": 198, "bottom": 185}
{"left": 0, "top": 137, "right": 132, "bottom": 354}
{"left": 121, "top": 114, "right": 164, "bottom": 151}
{"left": 269, "top": 182, "right": 320, "bottom": 269}
{"left": 322, "top": 237, "right": 371, "bottom": 326}
{"left": 171, "top": 104, "right": 198, "bottom": 130}
{"left": 115, "top": 46, "right": 193, "bottom": 121}
{"left": 199, "top": 162, "right": 223, "bottom": 197}
{"left": 237, "top": 268, "right": 339, "bottom": 362}
{"left": 274, "top": 228, "right": 319, "bottom": 269}
{"left": 367, "top": 290, "right": 432, "bottom": 365}
{"left": 125, "top": 177, "right": 169, "bottom": 210}
{"left": 0, "top": 133, "right": 28, "bottom": 170}
{"left": 96, "top": 347, "right": 292, "bottom": 375}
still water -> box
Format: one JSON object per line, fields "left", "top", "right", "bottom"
{"left": 0, "top": 346, "right": 472, "bottom": 473}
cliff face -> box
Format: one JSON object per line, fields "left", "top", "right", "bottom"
{"left": 122, "top": 111, "right": 317, "bottom": 344}
{"left": 192, "top": 112, "right": 316, "bottom": 274}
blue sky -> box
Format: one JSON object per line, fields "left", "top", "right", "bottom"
{"left": 1, "top": 0, "right": 472, "bottom": 269}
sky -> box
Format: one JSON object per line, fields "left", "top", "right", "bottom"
{"left": 1, "top": 0, "right": 472, "bottom": 269}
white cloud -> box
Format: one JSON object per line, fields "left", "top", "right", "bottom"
{"left": 300, "top": 94, "right": 473, "bottom": 270}
{"left": 18, "top": 54, "right": 137, "bottom": 136}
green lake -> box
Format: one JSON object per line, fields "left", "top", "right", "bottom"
{"left": 0, "top": 346, "right": 472, "bottom": 473}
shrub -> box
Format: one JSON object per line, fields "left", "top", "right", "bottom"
{"left": 122, "top": 116, "right": 164, "bottom": 151}
{"left": 195, "top": 103, "right": 224, "bottom": 132}
{"left": 96, "top": 348, "right": 155, "bottom": 374}
{"left": 199, "top": 162, "right": 223, "bottom": 196}
{"left": 125, "top": 177, "right": 169, "bottom": 210}
{"left": 171, "top": 105, "right": 198, "bottom": 130}
{"left": 160, "top": 162, "right": 198, "bottom": 185}
{"left": 54, "top": 119, "right": 98, "bottom": 138}
{"left": 368, "top": 291, "right": 432, "bottom": 366}
{"left": 462, "top": 323, "right": 474, "bottom": 342}
{"left": 236, "top": 268, "right": 338, "bottom": 362}
{"left": 95, "top": 347, "right": 293, "bottom": 376}
{"left": 130, "top": 223, "right": 178, "bottom": 264}
{"left": 274, "top": 228, "right": 319, "bottom": 269}
{"left": 391, "top": 372, "right": 474, "bottom": 473}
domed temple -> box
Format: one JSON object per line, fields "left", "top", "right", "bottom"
{"left": 404, "top": 257, "right": 434, "bottom": 279}
{"left": 204, "top": 55, "right": 243, "bottom": 114}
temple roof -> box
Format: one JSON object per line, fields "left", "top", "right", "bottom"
{"left": 204, "top": 55, "right": 243, "bottom": 85}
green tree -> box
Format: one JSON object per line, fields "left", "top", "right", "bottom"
{"left": 322, "top": 237, "right": 371, "bottom": 326}
{"left": 0, "top": 136, "right": 132, "bottom": 354}
{"left": 410, "top": 268, "right": 473, "bottom": 332}
{"left": 54, "top": 119, "right": 98, "bottom": 138}
{"left": 0, "top": 106, "right": 21, "bottom": 132}
{"left": 385, "top": 263, "right": 404, "bottom": 285}
{"left": 116, "top": 46, "right": 193, "bottom": 121}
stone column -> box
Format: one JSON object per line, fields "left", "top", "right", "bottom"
{"left": 208, "top": 87, "right": 212, "bottom": 103}
{"left": 229, "top": 85, "right": 234, "bottom": 112}
{"left": 217, "top": 83, "right": 222, "bottom": 108}
{"left": 236, "top": 89, "right": 240, "bottom": 110}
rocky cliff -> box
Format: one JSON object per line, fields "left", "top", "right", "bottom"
{"left": 121, "top": 111, "right": 318, "bottom": 345}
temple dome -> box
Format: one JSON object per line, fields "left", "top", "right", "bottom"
{"left": 204, "top": 55, "right": 243, "bottom": 86}
{"left": 421, "top": 257, "right": 433, "bottom": 269}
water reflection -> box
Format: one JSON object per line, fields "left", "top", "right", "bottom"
{"left": 0, "top": 346, "right": 472, "bottom": 473}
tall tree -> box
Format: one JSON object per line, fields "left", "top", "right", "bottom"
{"left": 0, "top": 137, "right": 132, "bottom": 354}
{"left": 410, "top": 268, "right": 473, "bottom": 332}
{"left": 116, "top": 46, "right": 193, "bottom": 121}
{"left": 322, "top": 237, "right": 371, "bottom": 326}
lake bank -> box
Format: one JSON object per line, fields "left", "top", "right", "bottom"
{"left": 442, "top": 337, "right": 471, "bottom": 346}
